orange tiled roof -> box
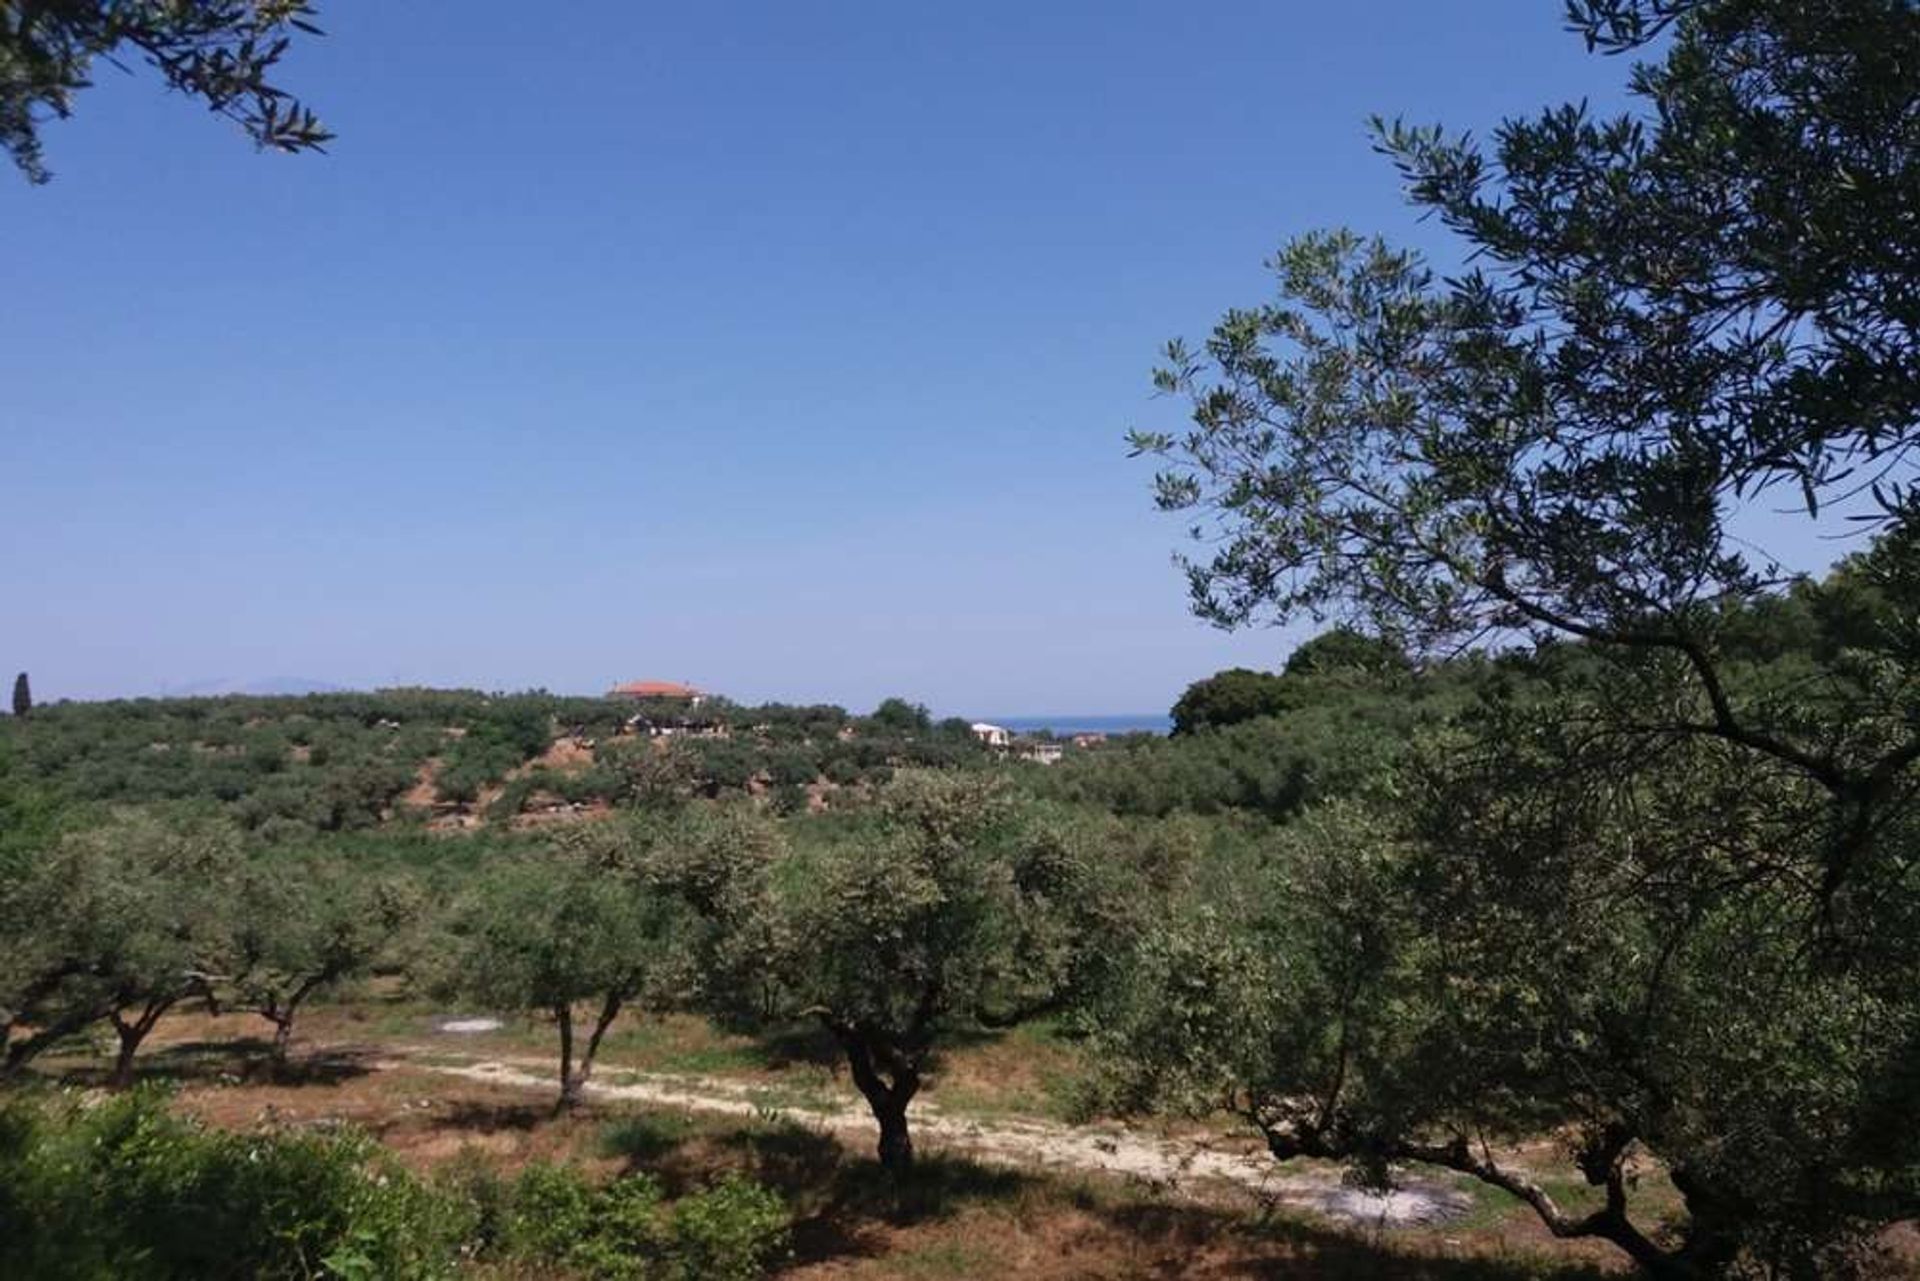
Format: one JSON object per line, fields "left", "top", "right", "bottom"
{"left": 610, "top": 680, "right": 702, "bottom": 698}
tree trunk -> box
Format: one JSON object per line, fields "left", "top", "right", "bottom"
{"left": 576, "top": 993, "right": 623, "bottom": 1101}
{"left": 831, "top": 1023, "right": 920, "bottom": 1172}
{"left": 555, "top": 993, "right": 627, "bottom": 1111}
{"left": 255, "top": 975, "right": 327, "bottom": 1074}
{"left": 269, "top": 1014, "right": 295, "bottom": 1066}
{"left": 875, "top": 1097, "right": 914, "bottom": 1171}
{"left": 109, "top": 1001, "right": 170, "bottom": 1089}
{"left": 2, "top": 1006, "right": 100, "bottom": 1079}
{"left": 1261, "top": 1119, "right": 1702, "bottom": 1278}
{"left": 555, "top": 1004, "right": 580, "bottom": 1110}
{"left": 0, "top": 966, "right": 100, "bottom": 1078}
{"left": 110, "top": 1028, "right": 140, "bottom": 1089}
{"left": 1667, "top": 1167, "right": 1747, "bottom": 1279}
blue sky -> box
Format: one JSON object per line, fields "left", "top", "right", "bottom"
{"left": 0, "top": 2, "right": 1842, "bottom": 715}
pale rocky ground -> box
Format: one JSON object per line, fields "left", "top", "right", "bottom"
{"left": 387, "top": 1041, "right": 1474, "bottom": 1228}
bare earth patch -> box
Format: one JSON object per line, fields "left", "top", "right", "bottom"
{"left": 382, "top": 1044, "right": 1474, "bottom": 1228}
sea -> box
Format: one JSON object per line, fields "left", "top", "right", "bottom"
{"left": 987, "top": 714, "right": 1170, "bottom": 737}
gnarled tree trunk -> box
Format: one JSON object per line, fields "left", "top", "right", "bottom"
{"left": 255, "top": 973, "right": 329, "bottom": 1073}
{"left": 2, "top": 1004, "right": 102, "bottom": 1079}
{"left": 832, "top": 1022, "right": 921, "bottom": 1172}
{"left": 108, "top": 997, "right": 174, "bottom": 1089}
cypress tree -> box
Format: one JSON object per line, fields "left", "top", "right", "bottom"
{"left": 10, "top": 672, "right": 29, "bottom": 718}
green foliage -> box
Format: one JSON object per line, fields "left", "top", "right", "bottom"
{"left": 0, "top": 751, "right": 62, "bottom": 881}
{"left": 436, "top": 700, "right": 552, "bottom": 805}
{"left": 10, "top": 671, "right": 28, "bottom": 718}
{"left": 449, "top": 855, "right": 677, "bottom": 1017}
{"left": 1128, "top": 691, "right": 1919, "bottom": 1267}
{"left": 0, "top": 692, "right": 443, "bottom": 834}
{"left": 479, "top": 1161, "right": 788, "bottom": 1281}
{"left": 1121, "top": 1, "right": 1920, "bottom": 1272}
{"left": 662, "top": 1174, "right": 791, "bottom": 1281}
{"left": 229, "top": 857, "right": 422, "bottom": 1060}
{"left": 867, "top": 697, "right": 932, "bottom": 734}
{"left": 1, "top": 807, "right": 246, "bottom": 1079}
{"left": 442, "top": 842, "right": 696, "bottom": 1104}
{"left": 597, "top": 737, "right": 698, "bottom": 808}
{"left": 0, "top": 688, "right": 991, "bottom": 831}
{"left": 0, "top": 1092, "right": 791, "bottom": 1280}
{"left": 1169, "top": 667, "right": 1292, "bottom": 735}
{"left": 1031, "top": 667, "right": 1457, "bottom": 821}
{"left": 0, "top": 1088, "right": 465, "bottom": 1279}
{"left": 1283, "top": 628, "right": 1408, "bottom": 678}
{"left": 770, "top": 775, "right": 1086, "bottom": 1045}
{"left": 1, "top": 1, "right": 333, "bottom": 184}
{"left": 689, "top": 773, "right": 1102, "bottom": 1168}
{"left": 1095, "top": 575, "right": 1920, "bottom": 1276}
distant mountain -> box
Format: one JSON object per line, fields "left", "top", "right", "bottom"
{"left": 163, "top": 676, "right": 351, "bottom": 697}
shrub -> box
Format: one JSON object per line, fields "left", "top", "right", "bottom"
{"left": 492, "top": 1161, "right": 788, "bottom": 1280}
{"left": 663, "top": 1174, "right": 790, "bottom": 1281}
{"left": 0, "top": 1088, "right": 467, "bottom": 1279}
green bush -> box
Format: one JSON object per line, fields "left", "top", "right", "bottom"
{"left": 663, "top": 1174, "right": 790, "bottom": 1281}
{"left": 0, "top": 1094, "right": 791, "bottom": 1280}
{"left": 0, "top": 1089, "right": 468, "bottom": 1280}
{"left": 491, "top": 1161, "right": 788, "bottom": 1280}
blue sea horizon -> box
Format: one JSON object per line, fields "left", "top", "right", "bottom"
{"left": 986, "top": 713, "right": 1170, "bottom": 736}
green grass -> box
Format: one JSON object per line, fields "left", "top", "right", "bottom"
{"left": 924, "top": 1069, "right": 1078, "bottom": 1123}
{"left": 545, "top": 1014, "right": 780, "bottom": 1076}
{"left": 598, "top": 1110, "right": 698, "bottom": 1163}
{"left": 887, "top": 1238, "right": 999, "bottom": 1277}
{"left": 744, "top": 1082, "right": 840, "bottom": 1116}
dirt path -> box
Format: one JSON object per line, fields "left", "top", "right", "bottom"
{"left": 374, "top": 1044, "right": 1474, "bottom": 1228}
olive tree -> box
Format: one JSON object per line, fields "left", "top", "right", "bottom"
{"left": 709, "top": 773, "right": 1090, "bottom": 1171}
{"left": 97, "top": 811, "right": 245, "bottom": 1086}
{"left": 0, "top": 808, "right": 243, "bottom": 1085}
{"left": 228, "top": 858, "right": 421, "bottom": 1068}
{"left": 448, "top": 848, "right": 692, "bottom": 1110}
{"left": 0, "top": 830, "right": 122, "bottom": 1074}
{"left": 1120, "top": 0, "right": 1920, "bottom": 1272}
{"left": 1100, "top": 690, "right": 1920, "bottom": 1277}
{"left": 1130, "top": 0, "right": 1920, "bottom": 912}
{"left": 1168, "top": 667, "right": 1293, "bottom": 735}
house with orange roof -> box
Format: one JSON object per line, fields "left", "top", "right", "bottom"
{"left": 608, "top": 679, "right": 708, "bottom": 708}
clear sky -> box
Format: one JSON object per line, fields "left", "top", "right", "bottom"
{"left": 0, "top": 2, "right": 1842, "bottom": 716}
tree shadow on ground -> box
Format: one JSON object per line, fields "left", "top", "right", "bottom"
{"left": 428, "top": 1098, "right": 556, "bottom": 1135}
{"left": 1084, "top": 1195, "right": 1617, "bottom": 1280}
{"left": 775, "top": 1138, "right": 1039, "bottom": 1270}
{"left": 548, "top": 1101, "right": 1617, "bottom": 1280}
{"left": 743, "top": 1020, "right": 841, "bottom": 1070}
{"left": 737, "top": 1127, "right": 1611, "bottom": 1279}
{"left": 51, "top": 1039, "right": 381, "bottom": 1090}
{"left": 599, "top": 1109, "right": 702, "bottom": 1167}
{"left": 594, "top": 1106, "right": 1038, "bottom": 1268}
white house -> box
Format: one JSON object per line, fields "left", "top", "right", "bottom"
{"left": 970, "top": 722, "right": 1011, "bottom": 749}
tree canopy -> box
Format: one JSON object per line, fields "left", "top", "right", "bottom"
{"left": 447, "top": 846, "right": 694, "bottom": 1109}
{"left": 1168, "top": 667, "right": 1293, "bottom": 735}
{"left": 1122, "top": 0, "right": 1920, "bottom": 1273}
{"left": 694, "top": 773, "right": 1094, "bottom": 1169}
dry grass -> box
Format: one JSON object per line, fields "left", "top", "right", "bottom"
{"left": 154, "top": 1062, "right": 1622, "bottom": 1279}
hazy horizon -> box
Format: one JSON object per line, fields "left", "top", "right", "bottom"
{"left": 18, "top": 672, "right": 1176, "bottom": 726}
